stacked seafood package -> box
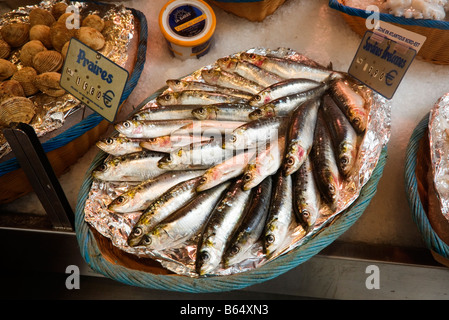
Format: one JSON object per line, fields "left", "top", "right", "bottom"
{"left": 84, "top": 48, "right": 391, "bottom": 277}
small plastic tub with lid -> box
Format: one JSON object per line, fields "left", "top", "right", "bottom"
{"left": 159, "top": 0, "right": 216, "bottom": 59}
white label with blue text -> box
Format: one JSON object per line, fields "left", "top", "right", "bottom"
{"left": 60, "top": 38, "right": 129, "bottom": 122}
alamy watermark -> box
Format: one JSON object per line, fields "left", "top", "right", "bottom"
{"left": 365, "top": 264, "right": 380, "bottom": 290}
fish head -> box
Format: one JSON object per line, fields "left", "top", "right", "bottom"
{"left": 297, "top": 206, "right": 319, "bottom": 230}
{"left": 201, "top": 68, "right": 220, "bottom": 82}
{"left": 338, "top": 142, "right": 357, "bottom": 177}
{"left": 239, "top": 52, "right": 265, "bottom": 67}
{"left": 196, "top": 170, "right": 221, "bottom": 191}
{"left": 248, "top": 94, "right": 264, "bottom": 107}
{"left": 115, "top": 120, "right": 139, "bottom": 136}
{"left": 222, "top": 128, "right": 245, "bottom": 150}
{"left": 156, "top": 92, "right": 178, "bottom": 105}
{"left": 166, "top": 79, "right": 188, "bottom": 91}
{"left": 91, "top": 162, "right": 113, "bottom": 180}
{"left": 137, "top": 227, "right": 166, "bottom": 250}
{"left": 157, "top": 154, "right": 175, "bottom": 169}
{"left": 323, "top": 172, "right": 340, "bottom": 209}
{"left": 249, "top": 105, "right": 276, "bottom": 120}
{"left": 216, "top": 57, "right": 237, "bottom": 71}
{"left": 222, "top": 242, "right": 243, "bottom": 268}
{"left": 283, "top": 145, "right": 305, "bottom": 176}
{"left": 192, "top": 106, "right": 218, "bottom": 120}
{"left": 107, "top": 194, "right": 130, "bottom": 212}
{"left": 264, "top": 223, "right": 288, "bottom": 257}
{"left": 96, "top": 137, "right": 118, "bottom": 154}
{"left": 127, "top": 224, "right": 148, "bottom": 247}
{"left": 242, "top": 164, "right": 258, "bottom": 190}
{"left": 195, "top": 246, "right": 221, "bottom": 276}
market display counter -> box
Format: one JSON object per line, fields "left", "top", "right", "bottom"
{"left": 1, "top": 0, "right": 449, "bottom": 299}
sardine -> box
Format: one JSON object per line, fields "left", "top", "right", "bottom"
{"left": 249, "top": 78, "right": 321, "bottom": 107}
{"left": 96, "top": 136, "right": 143, "bottom": 156}
{"left": 201, "top": 68, "right": 264, "bottom": 94}
{"left": 158, "top": 140, "right": 235, "bottom": 170}
{"left": 115, "top": 119, "right": 193, "bottom": 138}
{"left": 127, "top": 176, "right": 201, "bottom": 247}
{"left": 239, "top": 52, "right": 338, "bottom": 82}
{"left": 216, "top": 57, "right": 284, "bottom": 87}
{"left": 138, "top": 182, "right": 230, "bottom": 250}
{"left": 242, "top": 134, "right": 286, "bottom": 191}
{"left": 191, "top": 103, "right": 257, "bottom": 121}
{"left": 321, "top": 94, "right": 359, "bottom": 177}
{"left": 172, "top": 120, "right": 246, "bottom": 137}
{"left": 292, "top": 157, "right": 321, "bottom": 230}
{"left": 310, "top": 111, "right": 340, "bottom": 210}
{"left": 248, "top": 84, "right": 326, "bottom": 119}
{"left": 196, "top": 178, "right": 252, "bottom": 276}
{"left": 157, "top": 90, "right": 247, "bottom": 106}
{"left": 222, "top": 116, "right": 287, "bottom": 150}
{"left": 108, "top": 170, "right": 205, "bottom": 213}
{"left": 263, "top": 172, "right": 295, "bottom": 257}
{"left": 132, "top": 104, "right": 199, "bottom": 121}
{"left": 140, "top": 134, "right": 211, "bottom": 153}
{"left": 196, "top": 149, "right": 257, "bottom": 191}
{"left": 91, "top": 150, "right": 166, "bottom": 182}
{"left": 222, "top": 177, "right": 272, "bottom": 267}
{"left": 166, "top": 79, "right": 253, "bottom": 100}
{"left": 282, "top": 98, "right": 320, "bottom": 176}
{"left": 328, "top": 79, "right": 368, "bottom": 134}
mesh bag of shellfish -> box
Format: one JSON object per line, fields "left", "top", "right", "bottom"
{"left": 83, "top": 47, "right": 391, "bottom": 277}
{"left": 0, "top": 0, "right": 136, "bottom": 159}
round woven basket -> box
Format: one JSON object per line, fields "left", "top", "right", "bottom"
{"left": 0, "top": 7, "right": 148, "bottom": 204}
{"left": 329, "top": 0, "right": 449, "bottom": 65}
{"left": 74, "top": 88, "right": 389, "bottom": 292}
{"left": 405, "top": 113, "right": 449, "bottom": 267}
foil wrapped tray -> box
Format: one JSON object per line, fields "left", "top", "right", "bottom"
{"left": 0, "top": 0, "right": 135, "bottom": 160}
{"left": 83, "top": 47, "right": 392, "bottom": 277}
{"left": 429, "top": 93, "right": 449, "bottom": 222}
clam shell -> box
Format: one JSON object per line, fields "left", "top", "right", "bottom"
{"left": 20, "top": 40, "right": 47, "bottom": 67}
{"left": 82, "top": 15, "right": 105, "bottom": 32}
{"left": 0, "top": 96, "right": 35, "bottom": 127}
{"left": 51, "top": 2, "right": 68, "bottom": 20}
{"left": 30, "top": 25, "right": 53, "bottom": 49}
{"left": 0, "top": 80, "right": 25, "bottom": 99}
{"left": 29, "top": 8, "right": 56, "bottom": 27}
{"left": 11, "top": 67, "right": 38, "bottom": 97}
{"left": 0, "top": 23, "right": 30, "bottom": 48}
{"left": 50, "top": 21, "right": 77, "bottom": 52}
{"left": 33, "top": 72, "right": 65, "bottom": 97}
{"left": 0, "top": 40, "right": 11, "bottom": 59}
{"left": 75, "top": 27, "right": 105, "bottom": 51}
{"left": 0, "top": 58, "right": 17, "bottom": 81}
{"left": 32, "top": 50, "right": 63, "bottom": 74}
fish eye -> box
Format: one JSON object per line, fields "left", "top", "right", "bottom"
{"left": 123, "top": 121, "right": 131, "bottom": 128}
{"left": 328, "top": 185, "right": 335, "bottom": 192}
{"left": 174, "top": 80, "right": 181, "bottom": 85}
{"left": 249, "top": 53, "right": 256, "bottom": 59}
{"left": 199, "top": 176, "right": 208, "bottom": 184}
{"left": 198, "top": 251, "right": 210, "bottom": 262}
{"left": 340, "top": 156, "right": 349, "bottom": 165}
{"left": 164, "top": 94, "right": 171, "bottom": 101}
{"left": 255, "top": 95, "right": 261, "bottom": 101}
{"left": 244, "top": 173, "right": 252, "bottom": 181}
{"left": 287, "top": 156, "right": 295, "bottom": 166}
{"left": 149, "top": 138, "right": 157, "bottom": 142}
{"left": 98, "top": 164, "right": 107, "bottom": 171}
{"left": 142, "top": 235, "right": 152, "bottom": 245}
{"left": 302, "top": 210, "right": 310, "bottom": 218}
{"left": 353, "top": 117, "right": 361, "bottom": 126}
{"left": 106, "top": 138, "right": 113, "bottom": 144}
{"left": 197, "top": 108, "right": 205, "bottom": 114}
{"left": 230, "top": 135, "right": 237, "bottom": 142}
{"left": 230, "top": 245, "right": 240, "bottom": 255}
{"left": 266, "top": 234, "right": 275, "bottom": 244}
{"left": 132, "top": 227, "right": 142, "bottom": 237}
{"left": 116, "top": 196, "right": 125, "bottom": 204}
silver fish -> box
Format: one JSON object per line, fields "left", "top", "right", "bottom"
{"left": 172, "top": 120, "right": 246, "bottom": 137}
{"left": 242, "top": 134, "right": 286, "bottom": 191}
{"left": 248, "top": 84, "right": 326, "bottom": 119}
{"left": 216, "top": 57, "right": 284, "bottom": 87}
{"left": 321, "top": 94, "right": 359, "bottom": 178}
{"left": 222, "top": 177, "right": 272, "bottom": 267}
{"left": 158, "top": 140, "right": 235, "bottom": 170}
{"left": 140, "top": 134, "right": 211, "bottom": 153}
{"left": 166, "top": 79, "right": 253, "bottom": 100}
{"left": 108, "top": 170, "right": 205, "bottom": 213}
{"left": 292, "top": 157, "right": 321, "bottom": 230}
{"left": 196, "top": 178, "right": 252, "bottom": 276}
{"left": 91, "top": 150, "right": 166, "bottom": 182}
{"left": 201, "top": 68, "right": 264, "bottom": 94}
{"left": 191, "top": 103, "right": 257, "bottom": 121}
{"left": 96, "top": 136, "right": 143, "bottom": 156}
{"left": 115, "top": 119, "right": 193, "bottom": 138}
{"left": 127, "top": 176, "right": 201, "bottom": 247}
{"left": 239, "top": 52, "right": 338, "bottom": 82}
{"left": 310, "top": 111, "right": 341, "bottom": 210}
{"left": 328, "top": 79, "right": 368, "bottom": 134}
{"left": 222, "top": 116, "right": 287, "bottom": 150}
{"left": 282, "top": 98, "right": 320, "bottom": 176}
{"left": 249, "top": 78, "right": 321, "bottom": 107}
{"left": 196, "top": 149, "right": 257, "bottom": 191}
{"left": 157, "top": 90, "right": 247, "bottom": 106}
{"left": 132, "top": 104, "right": 199, "bottom": 120}
{"left": 138, "top": 182, "right": 230, "bottom": 250}
{"left": 263, "top": 172, "right": 295, "bottom": 257}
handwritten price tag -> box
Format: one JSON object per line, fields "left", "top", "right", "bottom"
{"left": 60, "top": 38, "right": 129, "bottom": 122}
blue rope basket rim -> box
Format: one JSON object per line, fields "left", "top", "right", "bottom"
{"left": 0, "top": 5, "right": 148, "bottom": 177}
{"left": 329, "top": 0, "right": 449, "bottom": 30}
{"left": 404, "top": 113, "right": 449, "bottom": 259}
{"left": 74, "top": 87, "right": 389, "bottom": 293}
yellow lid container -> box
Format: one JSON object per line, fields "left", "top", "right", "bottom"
{"left": 159, "top": 0, "right": 216, "bottom": 59}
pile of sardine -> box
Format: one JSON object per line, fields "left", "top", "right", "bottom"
{"left": 90, "top": 50, "right": 372, "bottom": 276}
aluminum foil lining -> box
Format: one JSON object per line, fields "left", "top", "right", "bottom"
{"left": 84, "top": 47, "right": 392, "bottom": 278}
{"left": 0, "top": 0, "right": 135, "bottom": 159}
{"left": 428, "top": 93, "right": 449, "bottom": 222}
